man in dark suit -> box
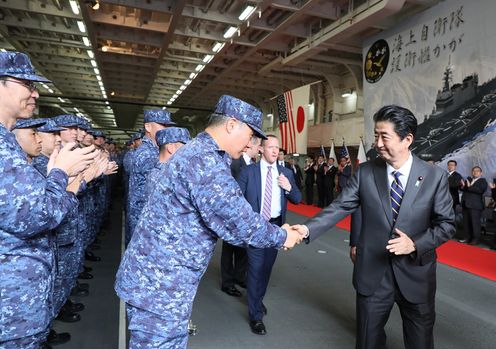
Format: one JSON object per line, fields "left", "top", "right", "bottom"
{"left": 324, "top": 157, "right": 337, "bottom": 206}
{"left": 460, "top": 166, "right": 488, "bottom": 245}
{"left": 447, "top": 159, "right": 463, "bottom": 210}
{"left": 238, "top": 135, "right": 301, "bottom": 335}
{"left": 287, "top": 156, "right": 303, "bottom": 192}
{"left": 315, "top": 155, "right": 326, "bottom": 207}
{"left": 220, "top": 137, "right": 262, "bottom": 297}
{"left": 277, "top": 149, "right": 289, "bottom": 168}
{"left": 304, "top": 156, "right": 315, "bottom": 205}
{"left": 293, "top": 105, "right": 455, "bottom": 349}
{"left": 337, "top": 156, "right": 351, "bottom": 192}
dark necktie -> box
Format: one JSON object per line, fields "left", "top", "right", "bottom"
{"left": 261, "top": 166, "right": 273, "bottom": 220}
{"left": 390, "top": 171, "right": 404, "bottom": 223}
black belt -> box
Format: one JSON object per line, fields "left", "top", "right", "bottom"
{"left": 269, "top": 216, "right": 281, "bottom": 223}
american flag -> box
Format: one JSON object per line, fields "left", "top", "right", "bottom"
{"left": 277, "top": 91, "right": 296, "bottom": 153}
{"left": 339, "top": 140, "right": 349, "bottom": 159}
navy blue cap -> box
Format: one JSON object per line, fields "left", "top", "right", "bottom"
{"left": 37, "top": 118, "right": 64, "bottom": 133}
{"left": 143, "top": 109, "right": 176, "bottom": 126}
{"left": 12, "top": 118, "right": 46, "bottom": 131}
{"left": 156, "top": 127, "right": 191, "bottom": 147}
{"left": 214, "top": 95, "right": 266, "bottom": 139}
{"left": 130, "top": 132, "right": 142, "bottom": 142}
{"left": 92, "top": 130, "right": 106, "bottom": 138}
{"left": 75, "top": 117, "right": 91, "bottom": 130}
{"left": 53, "top": 114, "right": 79, "bottom": 128}
{"left": 0, "top": 52, "right": 50, "bottom": 82}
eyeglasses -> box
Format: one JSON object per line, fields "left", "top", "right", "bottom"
{"left": 1, "top": 78, "right": 38, "bottom": 92}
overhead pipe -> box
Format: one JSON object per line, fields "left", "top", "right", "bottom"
{"left": 218, "top": 0, "right": 235, "bottom": 14}
{"left": 201, "top": 0, "right": 215, "bottom": 13}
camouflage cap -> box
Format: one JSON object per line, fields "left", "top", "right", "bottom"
{"left": 130, "top": 132, "right": 142, "bottom": 142}
{"left": 92, "top": 130, "right": 106, "bottom": 138}
{"left": 0, "top": 51, "right": 50, "bottom": 82}
{"left": 75, "top": 116, "right": 91, "bottom": 130}
{"left": 143, "top": 109, "right": 176, "bottom": 126}
{"left": 37, "top": 118, "right": 64, "bottom": 133}
{"left": 53, "top": 114, "right": 80, "bottom": 128}
{"left": 156, "top": 127, "right": 191, "bottom": 147}
{"left": 213, "top": 95, "right": 266, "bottom": 139}
{"left": 12, "top": 118, "right": 46, "bottom": 130}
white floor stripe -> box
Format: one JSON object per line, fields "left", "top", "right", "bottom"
{"left": 118, "top": 214, "right": 126, "bottom": 349}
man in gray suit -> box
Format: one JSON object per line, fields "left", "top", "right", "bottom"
{"left": 293, "top": 105, "right": 455, "bottom": 349}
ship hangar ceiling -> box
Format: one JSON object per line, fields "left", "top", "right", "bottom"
{"left": 0, "top": 0, "right": 440, "bottom": 141}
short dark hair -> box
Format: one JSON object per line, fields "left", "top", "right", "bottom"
{"left": 472, "top": 166, "right": 482, "bottom": 171}
{"left": 261, "top": 134, "right": 278, "bottom": 146}
{"left": 447, "top": 160, "right": 457, "bottom": 166}
{"left": 373, "top": 105, "right": 417, "bottom": 140}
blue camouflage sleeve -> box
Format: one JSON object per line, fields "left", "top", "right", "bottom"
{"left": 188, "top": 153, "right": 286, "bottom": 249}
{"left": 0, "top": 146, "right": 78, "bottom": 238}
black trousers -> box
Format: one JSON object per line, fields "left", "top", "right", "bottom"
{"left": 462, "top": 207, "right": 482, "bottom": 242}
{"left": 220, "top": 241, "right": 247, "bottom": 288}
{"left": 305, "top": 182, "right": 314, "bottom": 205}
{"left": 356, "top": 263, "right": 435, "bottom": 349}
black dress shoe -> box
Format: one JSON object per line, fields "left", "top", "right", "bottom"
{"left": 89, "top": 243, "right": 101, "bottom": 250}
{"left": 56, "top": 310, "right": 81, "bottom": 323}
{"left": 221, "top": 286, "right": 242, "bottom": 297}
{"left": 47, "top": 329, "right": 71, "bottom": 345}
{"left": 83, "top": 265, "right": 93, "bottom": 272}
{"left": 468, "top": 240, "right": 479, "bottom": 245}
{"left": 77, "top": 282, "right": 90, "bottom": 290}
{"left": 262, "top": 303, "right": 267, "bottom": 315}
{"left": 65, "top": 299, "right": 85, "bottom": 312}
{"left": 78, "top": 271, "right": 93, "bottom": 280}
{"left": 249, "top": 320, "right": 267, "bottom": 335}
{"left": 85, "top": 251, "right": 101, "bottom": 262}
{"left": 236, "top": 281, "right": 247, "bottom": 289}
{"left": 70, "top": 286, "right": 89, "bottom": 297}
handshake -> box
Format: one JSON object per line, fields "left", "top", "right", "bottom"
{"left": 281, "top": 224, "right": 309, "bottom": 250}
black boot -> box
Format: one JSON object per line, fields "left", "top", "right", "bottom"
{"left": 47, "top": 329, "right": 71, "bottom": 345}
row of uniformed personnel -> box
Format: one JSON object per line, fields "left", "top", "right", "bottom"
{"left": 0, "top": 52, "right": 118, "bottom": 348}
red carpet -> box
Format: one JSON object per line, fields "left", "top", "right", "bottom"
{"left": 288, "top": 203, "right": 496, "bottom": 282}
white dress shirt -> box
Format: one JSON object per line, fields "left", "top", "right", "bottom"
{"left": 242, "top": 153, "right": 252, "bottom": 166}
{"left": 260, "top": 159, "right": 282, "bottom": 219}
{"left": 386, "top": 153, "right": 413, "bottom": 189}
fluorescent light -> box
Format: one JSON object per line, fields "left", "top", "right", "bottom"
{"left": 189, "top": 72, "right": 197, "bottom": 79}
{"left": 58, "top": 97, "right": 65, "bottom": 103}
{"left": 48, "top": 88, "right": 54, "bottom": 93}
{"left": 167, "top": 101, "right": 172, "bottom": 105}
{"left": 96, "top": 75, "right": 102, "bottom": 81}
{"left": 179, "top": 85, "right": 186, "bottom": 90}
{"left": 69, "top": 0, "right": 80, "bottom": 15}
{"left": 94, "top": 68, "right": 100, "bottom": 75}
{"left": 105, "top": 101, "right": 109, "bottom": 105}
{"left": 212, "top": 42, "right": 225, "bottom": 53}
{"left": 82, "top": 37, "right": 90, "bottom": 47}
{"left": 223, "top": 26, "right": 237, "bottom": 39}
{"left": 176, "top": 90, "right": 182, "bottom": 95}
{"left": 107, "top": 106, "right": 111, "bottom": 110}
{"left": 173, "top": 94, "right": 178, "bottom": 99}
{"left": 98, "top": 81, "right": 104, "bottom": 86}
{"left": 87, "top": 50, "right": 94, "bottom": 58}
{"left": 90, "top": 59, "right": 97, "bottom": 67}
{"left": 74, "top": 107, "right": 80, "bottom": 112}
{"left": 239, "top": 5, "right": 256, "bottom": 21}
{"left": 77, "top": 20, "right": 86, "bottom": 33}
{"left": 184, "top": 79, "right": 192, "bottom": 85}
{"left": 341, "top": 89, "right": 353, "bottom": 98}
{"left": 195, "top": 64, "right": 205, "bottom": 72}
{"left": 202, "top": 54, "right": 213, "bottom": 63}
{"left": 0, "top": 49, "right": 6, "bottom": 52}
{"left": 41, "top": 83, "right": 49, "bottom": 89}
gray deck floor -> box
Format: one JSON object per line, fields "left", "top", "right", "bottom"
{"left": 55, "top": 207, "right": 496, "bottom": 348}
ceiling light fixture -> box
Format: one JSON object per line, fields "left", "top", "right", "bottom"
{"left": 93, "top": 68, "right": 100, "bottom": 75}
{"left": 58, "top": 97, "right": 65, "bottom": 103}
{"left": 176, "top": 90, "right": 182, "bottom": 95}
{"left": 90, "top": 59, "right": 97, "bottom": 67}
{"left": 77, "top": 20, "right": 86, "bottom": 33}
{"left": 48, "top": 88, "right": 54, "bottom": 93}
{"left": 179, "top": 85, "right": 186, "bottom": 91}
{"left": 202, "top": 55, "right": 214, "bottom": 63}
{"left": 195, "top": 64, "right": 205, "bottom": 72}
{"left": 167, "top": 101, "right": 172, "bottom": 105}
{"left": 212, "top": 42, "right": 225, "bottom": 53}
{"left": 92, "top": 0, "right": 100, "bottom": 10}
{"left": 96, "top": 75, "right": 102, "bottom": 81}
{"left": 110, "top": 91, "right": 115, "bottom": 96}
{"left": 239, "top": 5, "right": 256, "bottom": 21}
{"left": 69, "top": 0, "right": 80, "bottom": 15}
{"left": 184, "top": 79, "right": 192, "bottom": 85}
{"left": 341, "top": 88, "right": 354, "bottom": 98}
{"left": 87, "top": 50, "right": 94, "bottom": 58}
{"left": 82, "top": 37, "right": 90, "bottom": 47}
{"left": 223, "top": 26, "right": 237, "bottom": 39}
{"left": 189, "top": 72, "right": 197, "bottom": 79}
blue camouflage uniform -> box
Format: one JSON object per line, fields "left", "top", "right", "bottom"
{"left": 0, "top": 53, "right": 76, "bottom": 347}
{"left": 115, "top": 95, "right": 286, "bottom": 348}
{"left": 126, "top": 110, "right": 175, "bottom": 244}
{"left": 0, "top": 123, "right": 78, "bottom": 346}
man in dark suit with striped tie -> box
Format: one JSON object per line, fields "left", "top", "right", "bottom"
{"left": 293, "top": 105, "right": 455, "bottom": 349}
{"left": 220, "top": 137, "right": 261, "bottom": 297}
{"left": 238, "top": 135, "right": 301, "bottom": 335}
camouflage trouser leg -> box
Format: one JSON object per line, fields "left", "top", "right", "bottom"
{"left": 127, "top": 304, "right": 189, "bottom": 349}
{"left": 0, "top": 329, "right": 49, "bottom": 349}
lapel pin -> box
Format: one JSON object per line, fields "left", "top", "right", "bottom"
{"left": 415, "top": 176, "right": 423, "bottom": 187}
